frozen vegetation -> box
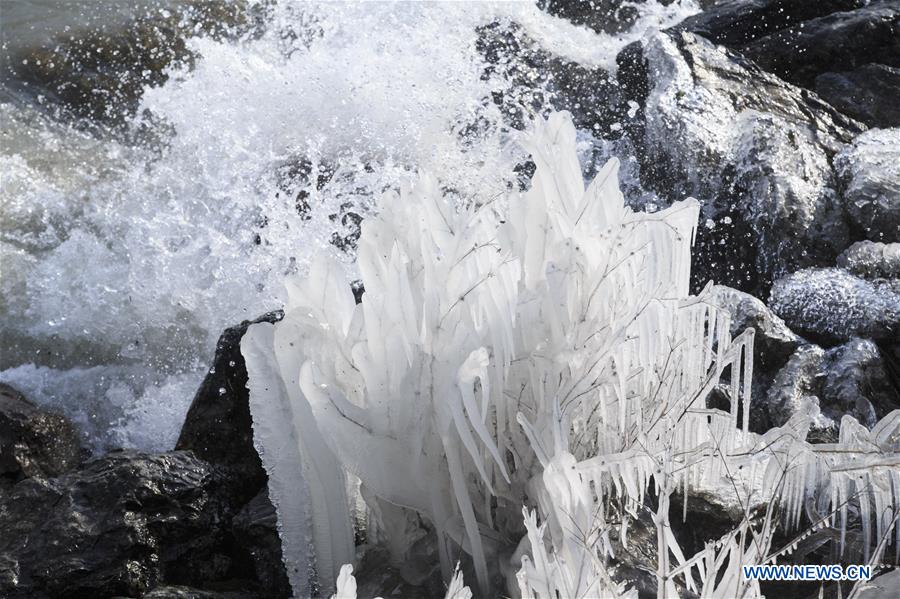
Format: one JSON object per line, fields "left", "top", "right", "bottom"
{"left": 244, "top": 113, "right": 900, "bottom": 598}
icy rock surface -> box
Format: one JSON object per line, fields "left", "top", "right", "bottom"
{"left": 763, "top": 338, "right": 899, "bottom": 434}
{"left": 711, "top": 284, "right": 800, "bottom": 372}
{"left": 820, "top": 339, "right": 899, "bottom": 428}
{"left": 837, "top": 241, "right": 900, "bottom": 279}
{"left": 769, "top": 267, "right": 900, "bottom": 344}
{"left": 763, "top": 345, "right": 831, "bottom": 432}
{"left": 835, "top": 128, "right": 900, "bottom": 243}
{"left": 623, "top": 30, "right": 859, "bottom": 293}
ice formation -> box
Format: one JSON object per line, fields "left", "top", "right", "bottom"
{"left": 246, "top": 111, "right": 900, "bottom": 598}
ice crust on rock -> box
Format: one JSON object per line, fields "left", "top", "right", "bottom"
{"left": 769, "top": 267, "right": 900, "bottom": 345}
{"left": 838, "top": 241, "right": 900, "bottom": 280}
{"left": 836, "top": 128, "right": 900, "bottom": 243}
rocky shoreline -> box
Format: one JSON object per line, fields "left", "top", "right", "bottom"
{"left": 2, "top": 1, "right": 899, "bottom": 597}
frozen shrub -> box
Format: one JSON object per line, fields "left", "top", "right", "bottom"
{"left": 244, "top": 112, "right": 900, "bottom": 598}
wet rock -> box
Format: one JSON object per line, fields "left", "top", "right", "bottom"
{"left": 712, "top": 285, "right": 801, "bottom": 372}
{"left": 676, "top": 0, "right": 868, "bottom": 47}
{"left": 618, "top": 31, "right": 861, "bottom": 294}
{"left": 736, "top": 4, "right": 900, "bottom": 91}
{"left": 820, "top": 338, "right": 899, "bottom": 428}
{"left": 815, "top": 64, "right": 900, "bottom": 128}
{"left": 176, "top": 311, "right": 283, "bottom": 506}
{"left": 758, "top": 337, "right": 899, "bottom": 436}
{"left": 0, "top": 382, "right": 81, "bottom": 485}
{"left": 5, "top": 1, "right": 261, "bottom": 125}
{"left": 837, "top": 241, "right": 900, "bottom": 279}
{"left": 175, "top": 312, "right": 291, "bottom": 597}
{"left": 0, "top": 451, "right": 244, "bottom": 598}
{"left": 230, "top": 489, "right": 292, "bottom": 598}
{"left": 835, "top": 128, "right": 900, "bottom": 243}
{"left": 476, "top": 21, "right": 627, "bottom": 135}
{"left": 763, "top": 345, "right": 833, "bottom": 434}
{"left": 678, "top": 2, "right": 900, "bottom": 129}
{"left": 769, "top": 268, "right": 900, "bottom": 345}
{"left": 538, "top": 0, "right": 645, "bottom": 34}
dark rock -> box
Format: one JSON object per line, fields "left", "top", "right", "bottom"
{"left": 230, "top": 489, "right": 292, "bottom": 598}
{"left": 175, "top": 312, "right": 291, "bottom": 598}
{"left": 0, "top": 451, "right": 247, "bottom": 598}
{"left": 820, "top": 338, "right": 899, "bottom": 427}
{"left": 737, "top": 4, "right": 900, "bottom": 90}
{"left": 769, "top": 268, "right": 900, "bottom": 345}
{"left": 0, "top": 382, "right": 81, "bottom": 485}
{"left": 4, "top": 1, "right": 261, "bottom": 126}
{"left": 678, "top": 2, "right": 900, "bottom": 128}
{"left": 837, "top": 241, "right": 900, "bottom": 279}
{"left": 712, "top": 285, "right": 801, "bottom": 372}
{"left": 757, "top": 337, "right": 899, "bottom": 434}
{"left": 835, "top": 128, "right": 900, "bottom": 243}
{"left": 618, "top": 31, "right": 861, "bottom": 295}
{"left": 676, "top": 0, "right": 868, "bottom": 47}
{"left": 763, "top": 345, "right": 832, "bottom": 433}
{"left": 815, "top": 64, "right": 900, "bottom": 128}
{"left": 476, "top": 21, "right": 627, "bottom": 135}
{"left": 539, "top": 0, "right": 644, "bottom": 34}
{"left": 176, "top": 311, "right": 283, "bottom": 506}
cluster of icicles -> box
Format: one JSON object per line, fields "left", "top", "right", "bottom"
{"left": 242, "top": 112, "right": 900, "bottom": 598}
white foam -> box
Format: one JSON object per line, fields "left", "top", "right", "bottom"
{"left": 0, "top": 1, "right": 698, "bottom": 451}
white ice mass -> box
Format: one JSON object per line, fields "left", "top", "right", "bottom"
{"left": 243, "top": 112, "right": 900, "bottom": 598}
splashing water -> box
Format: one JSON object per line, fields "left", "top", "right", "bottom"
{"left": 0, "top": 1, "right": 700, "bottom": 452}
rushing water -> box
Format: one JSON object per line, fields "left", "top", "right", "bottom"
{"left": 0, "top": 0, "right": 700, "bottom": 452}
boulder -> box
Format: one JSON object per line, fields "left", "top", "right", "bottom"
{"left": 678, "top": 1, "right": 900, "bottom": 128}
{"left": 712, "top": 285, "right": 800, "bottom": 372}
{"left": 769, "top": 268, "right": 900, "bottom": 345}
{"left": 0, "top": 451, "right": 243, "bottom": 598}
{"left": 176, "top": 311, "right": 283, "bottom": 506}
{"left": 230, "top": 489, "right": 292, "bottom": 598}
{"left": 538, "top": 0, "right": 645, "bottom": 34}
{"left": 5, "top": 1, "right": 259, "bottom": 125}
{"left": 0, "top": 383, "right": 81, "bottom": 485}
{"left": 754, "top": 335, "right": 899, "bottom": 440}
{"left": 837, "top": 241, "right": 900, "bottom": 279}
{"left": 820, "top": 338, "right": 899, "bottom": 428}
{"left": 476, "top": 21, "right": 627, "bottom": 135}
{"left": 835, "top": 128, "right": 900, "bottom": 243}
{"left": 762, "top": 345, "right": 832, "bottom": 434}
{"left": 815, "top": 64, "right": 900, "bottom": 128}
{"left": 617, "top": 30, "right": 861, "bottom": 295}
{"left": 676, "top": 0, "right": 868, "bottom": 47}
{"left": 736, "top": 4, "right": 900, "bottom": 90}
